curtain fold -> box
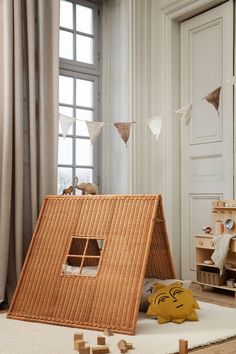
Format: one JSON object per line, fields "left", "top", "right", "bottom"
{"left": 0, "top": 0, "right": 59, "bottom": 304}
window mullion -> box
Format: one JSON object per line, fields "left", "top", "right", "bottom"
{"left": 73, "top": 76, "right": 77, "bottom": 192}
{"left": 73, "top": 0, "right": 77, "bottom": 61}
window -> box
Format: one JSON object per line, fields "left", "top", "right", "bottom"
{"left": 62, "top": 236, "right": 104, "bottom": 276}
{"left": 58, "top": 0, "right": 100, "bottom": 195}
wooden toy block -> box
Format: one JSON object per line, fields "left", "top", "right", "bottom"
{"left": 79, "top": 346, "right": 90, "bottom": 354}
{"left": 120, "top": 348, "right": 128, "bottom": 353}
{"left": 179, "top": 339, "right": 188, "bottom": 354}
{"left": 74, "top": 332, "right": 84, "bottom": 341}
{"left": 126, "top": 342, "right": 133, "bottom": 349}
{"left": 91, "top": 345, "right": 110, "bottom": 354}
{"left": 97, "top": 336, "right": 106, "bottom": 345}
{"left": 103, "top": 328, "right": 113, "bottom": 336}
{"left": 117, "top": 340, "right": 127, "bottom": 350}
{"left": 74, "top": 340, "right": 85, "bottom": 351}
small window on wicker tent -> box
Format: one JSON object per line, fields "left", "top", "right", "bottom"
{"left": 63, "top": 237, "right": 104, "bottom": 276}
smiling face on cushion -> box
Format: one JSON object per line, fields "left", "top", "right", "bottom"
{"left": 146, "top": 282, "right": 199, "bottom": 324}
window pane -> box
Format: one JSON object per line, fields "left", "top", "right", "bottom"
{"left": 58, "top": 137, "right": 73, "bottom": 165}
{"left": 59, "top": 76, "right": 73, "bottom": 105}
{"left": 76, "top": 139, "right": 92, "bottom": 166}
{"left": 59, "top": 106, "right": 74, "bottom": 135}
{"left": 75, "top": 168, "right": 93, "bottom": 194}
{"left": 60, "top": 0, "right": 73, "bottom": 29}
{"left": 81, "top": 258, "right": 99, "bottom": 276}
{"left": 76, "top": 35, "right": 93, "bottom": 64}
{"left": 85, "top": 239, "right": 103, "bottom": 255}
{"left": 76, "top": 79, "right": 93, "bottom": 108}
{"left": 60, "top": 30, "right": 73, "bottom": 60}
{"left": 76, "top": 4, "right": 93, "bottom": 34}
{"left": 69, "top": 237, "right": 87, "bottom": 255}
{"left": 76, "top": 109, "right": 93, "bottom": 136}
{"left": 57, "top": 167, "right": 72, "bottom": 194}
{"left": 75, "top": 168, "right": 93, "bottom": 187}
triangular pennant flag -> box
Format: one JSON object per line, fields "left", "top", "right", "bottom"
{"left": 226, "top": 76, "right": 236, "bottom": 85}
{"left": 114, "top": 122, "right": 134, "bottom": 146}
{"left": 59, "top": 114, "right": 76, "bottom": 138}
{"left": 174, "top": 103, "right": 193, "bottom": 126}
{"left": 86, "top": 121, "right": 104, "bottom": 145}
{"left": 202, "top": 86, "right": 221, "bottom": 114}
{"left": 146, "top": 116, "right": 163, "bottom": 141}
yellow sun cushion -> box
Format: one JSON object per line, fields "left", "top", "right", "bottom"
{"left": 146, "top": 282, "right": 199, "bottom": 324}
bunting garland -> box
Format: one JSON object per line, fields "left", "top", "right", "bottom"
{"left": 59, "top": 76, "right": 235, "bottom": 145}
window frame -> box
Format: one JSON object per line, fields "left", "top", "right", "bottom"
{"left": 59, "top": 0, "right": 99, "bottom": 72}
{"left": 62, "top": 236, "right": 105, "bottom": 277}
{"left": 58, "top": 0, "right": 101, "bottom": 193}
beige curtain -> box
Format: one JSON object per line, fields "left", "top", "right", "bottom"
{"left": 0, "top": 0, "right": 59, "bottom": 304}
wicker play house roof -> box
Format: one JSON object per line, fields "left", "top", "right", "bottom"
{"left": 8, "top": 194, "right": 175, "bottom": 334}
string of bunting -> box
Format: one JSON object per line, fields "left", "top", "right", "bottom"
{"left": 59, "top": 113, "right": 136, "bottom": 146}
{"left": 59, "top": 76, "right": 236, "bottom": 145}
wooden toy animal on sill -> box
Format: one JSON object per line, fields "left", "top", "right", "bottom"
{"left": 75, "top": 182, "right": 98, "bottom": 195}
{"left": 62, "top": 185, "right": 73, "bottom": 195}
{"left": 74, "top": 176, "right": 99, "bottom": 195}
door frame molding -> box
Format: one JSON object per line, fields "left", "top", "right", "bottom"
{"left": 159, "top": 0, "right": 228, "bottom": 277}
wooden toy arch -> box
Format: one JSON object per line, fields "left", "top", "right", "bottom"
{"left": 8, "top": 195, "right": 175, "bottom": 334}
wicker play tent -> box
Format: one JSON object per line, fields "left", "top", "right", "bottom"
{"left": 8, "top": 195, "right": 175, "bottom": 334}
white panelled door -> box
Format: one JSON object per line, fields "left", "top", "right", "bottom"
{"left": 180, "top": 1, "right": 234, "bottom": 280}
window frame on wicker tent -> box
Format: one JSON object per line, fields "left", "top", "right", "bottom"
{"left": 58, "top": 0, "right": 101, "bottom": 195}
{"left": 62, "top": 236, "right": 105, "bottom": 277}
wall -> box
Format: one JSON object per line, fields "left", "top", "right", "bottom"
{"left": 100, "top": 0, "right": 130, "bottom": 194}
{"left": 101, "top": 0, "right": 181, "bottom": 275}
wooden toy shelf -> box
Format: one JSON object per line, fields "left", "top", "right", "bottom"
{"left": 195, "top": 200, "right": 236, "bottom": 300}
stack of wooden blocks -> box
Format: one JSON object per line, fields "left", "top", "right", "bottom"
{"left": 73, "top": 331, "right": 134, "bottom": 354}
{"left": 74, "top": 332, "right": 111, "bottom": 354}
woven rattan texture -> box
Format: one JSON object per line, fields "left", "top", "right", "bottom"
{"left": 8, "top": 195, "right": 175, "bottom": 334}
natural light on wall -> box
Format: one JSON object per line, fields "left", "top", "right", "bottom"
{"left": 58, "top": 0, "right": 100, "bottom": 195}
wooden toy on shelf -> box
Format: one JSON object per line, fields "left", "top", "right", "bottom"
{"left": 196, "top": 200, "right": 236, "bottom": 300}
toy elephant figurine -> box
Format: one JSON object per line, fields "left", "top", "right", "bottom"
{"left": 75, "top": 182, "right": 98, "bottom": 195}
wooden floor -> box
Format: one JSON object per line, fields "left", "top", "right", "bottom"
{"left": 1, "top": 283, "right": 236, "bottom": 353}
{"left": 189, "top": 282, "right": 236, "bottom": 353}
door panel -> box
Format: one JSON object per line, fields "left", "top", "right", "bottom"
{"left": 180, "top": 1, "right": 234, "bottom": 280}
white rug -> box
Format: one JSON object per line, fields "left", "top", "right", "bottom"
{"left": 1, "top": 302, "right": 236, "bottom": 354}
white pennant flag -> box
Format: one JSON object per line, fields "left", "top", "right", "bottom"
{"left": 146, "top": 116, "right": 163, "bottom": 140}
{"left": 86, "top": 121, "right": 104, "bottom": 145}
{"left": 174, "top": 103, "right": 193, "bottom": 126}
{"left": 226, "top": 76, "right": 236, "bottom": 85}
{"left": 59, "top": 114, "right": 76, "bottom": 138}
